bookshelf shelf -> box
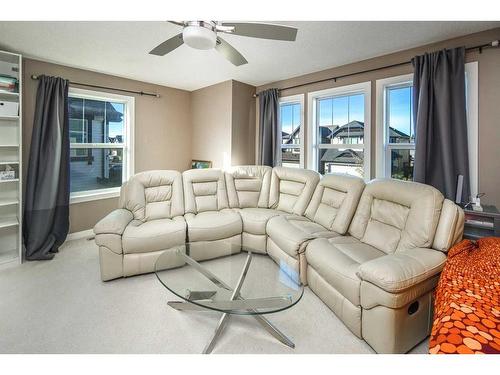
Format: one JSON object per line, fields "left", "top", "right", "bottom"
{"left": 0, "top": 49, "right": 22, "bottom": 266}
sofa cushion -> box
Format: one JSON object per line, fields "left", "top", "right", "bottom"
{"left": 122, "top": 217, "right": 186, "bottom": 254}
{"left": 306, "top": 236, "right": 385, "bottom": 306}
{"left": 121, "top": 170, "right": 184, "bottom": 221}
{"left": 185, "top": 209, "right": 242, "bottom": 242}
{"left": 269, "top": 167, "right": 320, "bottom": 215}
{"left": 239, "top": 207, "right": 284, "bottom": 235}
{"left": 348, "top": 179, "right": 444, "bottom": 254}
{"left": 183, "top": 169, "right": 229, "bottom": 214}
{"left": 304, "top": 173, "right": 365, "bottom": 234}
{"left": 266, "top": 215, "right": 339, "bottom": 258}
{"left": 225, "top": 165, "right": 272, "bottom": 208}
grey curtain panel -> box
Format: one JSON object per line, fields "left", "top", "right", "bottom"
{"left": 412, "top": 47, "right": 470, "bottom": 203}
{"left": 23, "top": 75, "right": 70, "bottom": 260}
{"left": 258, "top": 88, "right": 280, "bottom": 167}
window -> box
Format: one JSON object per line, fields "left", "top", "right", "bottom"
{"left": 308, "top": 82, "right": 371, "bottom": 179}
{"left": 376, "top": 63, "right": 478, "bottom": 198}
{"left": 69, "top": 88, "right": 134, "bottom": 203}
{"left": 376, "top": 75, "right": 415, "bottom": 181}
{"left": 279, "top": 95, "right": 304, "bottom": 168}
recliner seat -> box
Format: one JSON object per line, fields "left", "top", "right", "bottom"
{"left": 94, "top": 170, "right": 187, "bottom": 281}
{"left": 94, "top": 166, "right": 464, "bottom": 353}
{"left": 266, "top": 173, "right": 365, "bottom": 283}
{"left": 265, "top": 167, "right": 320, "bottom": 276}
{"left": 182, "top": 168, "right": 242, "bottom": 261}
{"left": 225, "top": 165, "right": 279, "bottom": 253}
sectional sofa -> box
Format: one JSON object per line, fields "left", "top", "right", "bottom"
{"left": 93, "top": 165, "right": 464, "bottom": 353}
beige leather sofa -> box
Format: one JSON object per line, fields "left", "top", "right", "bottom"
{"left": 94, "top": 165, "right": 464, "bottom": 353}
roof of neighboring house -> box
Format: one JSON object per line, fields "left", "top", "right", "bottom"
{"left": 388, "top": 126, "right": 411, "bottom": 139}
{"left": 330, "top": 120, "right": 364, "bottom": 138}
{"left": 324, "top": 120, "right": 410, "bottom": 140}
{"left": 318, "top": 125, "right": 335, "bottom": 140}
{"left": 282, "top": 126, "right": 301, "bottom": 144}
{"left": 320, "top": 148, "right": 364, "bottom": 165}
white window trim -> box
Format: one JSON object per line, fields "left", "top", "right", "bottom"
{"left": 465, "top": 61, "right": 478, "bottom": 199}
{"left": 279, "top": 94, "right": 305, "bottom": 168}
{"left": 68, "top": 87, "right": 135, "bottom": 204}
{"left": 375, "top": 64, "right": 478, "bottom": 199}
{"left": 307, "top": 81, "right": 371, "bottom": 180}
{"left": 375, "top": 73, "right": 414, "bottom": 179}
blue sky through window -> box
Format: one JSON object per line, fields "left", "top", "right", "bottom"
{"left": 318, "top": 94, "right": 364, "bottom": 126}
{"left": 387, "top": 86, "right": 413, "bottom": 139}
{"left": 280, "top": 102, "right": 301, "bottom": 136}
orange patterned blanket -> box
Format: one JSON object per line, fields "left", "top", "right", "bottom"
{"left": 429, "top": 237, "right": 500, "bottom": 354}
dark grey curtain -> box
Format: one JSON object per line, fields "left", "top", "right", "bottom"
{"left": 258, "top": 88, "right": 280, "bottom": 167}
{"left": 23, "top": 75, "right": 70, "bottom": 260}
{"left": 412, "top": 47, "right": 470, "bottom": 203}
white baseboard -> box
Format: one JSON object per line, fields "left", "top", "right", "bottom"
{"left": 66, "top": 229, "right": 94, "bottom": 242}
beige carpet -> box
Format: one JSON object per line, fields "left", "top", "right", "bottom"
{"left": 0, "top": 238, "right": 428, "bottom": 354}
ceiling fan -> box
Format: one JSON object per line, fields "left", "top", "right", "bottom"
{"left": 149, "top": 21, "right": 298, "bottom": 66}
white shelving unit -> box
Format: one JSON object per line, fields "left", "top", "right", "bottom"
{"left": 0, "top": 50, "right": 22, "bottom": 266}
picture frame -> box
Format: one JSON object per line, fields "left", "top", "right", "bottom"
{"left": 191, "top": 160, "right": 212, "bottom": 169}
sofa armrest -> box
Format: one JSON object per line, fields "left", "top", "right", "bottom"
{"left": 94, "top": 209, "right": 134, "bottom": 236}
{"left": 356, "top": 248, "right": 447, "bottom": 293}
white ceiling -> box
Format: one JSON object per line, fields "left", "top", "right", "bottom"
{"left": 0, "top": 21, "right": 498, "bottom": 91}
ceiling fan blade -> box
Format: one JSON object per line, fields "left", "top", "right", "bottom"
{"left": 221, "top": 22, "right": 297, "bottom": 41}
{"left": 215, "top": 37, "right": 248, "bottom": 66}
{"left": 167, "top": 21, "right": 185, "bottom": 27}
{"left": 149, "top": 33, "right": 184, "bottom": 56}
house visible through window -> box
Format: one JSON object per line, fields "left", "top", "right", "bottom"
{"left": 69, "top": 88, "right": 134, "bottom": 203}
{"left": 309, "top": 82, "right": 371, "bottom": 179}
{"left": 279, "top": 95, "right": 303, "bottom": 168}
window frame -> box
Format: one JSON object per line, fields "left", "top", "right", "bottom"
{"left": 376, "top": 63, "right": 478, "bottom": 198}
{"left": 278, "top": 94, "right": 305, "bottom": 168}
{"left": 68, "top": 87, "right": 135, "bottom": 204}
{"left": 375, "top": 73, "right": 414, "bottom": 179}
{"left": 307, "top": 81, "right": 371, "bottom": 180}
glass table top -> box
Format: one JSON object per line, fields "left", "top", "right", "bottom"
{"left": 154, "top": 242, "right": 304, "bottom": 315}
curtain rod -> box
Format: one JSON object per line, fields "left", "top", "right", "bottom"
{"left": 30, "top": 75, "right": 160, "bottom": 98}
{"left": 253, "top": 40, "right": 499, "bottom": 97}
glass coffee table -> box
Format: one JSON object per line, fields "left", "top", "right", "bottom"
{"left": 154, "top": 242, "right": 304, "bottom": 354}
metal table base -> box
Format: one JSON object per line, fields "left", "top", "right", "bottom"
{"left": 166, "top": 251, "right": 295, "bottom": 354}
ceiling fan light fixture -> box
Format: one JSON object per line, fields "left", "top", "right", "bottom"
{"left": 183, "top": 25, "right": 217, "bottom": 50}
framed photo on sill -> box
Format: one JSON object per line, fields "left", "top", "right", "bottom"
{"left": 191, "top": 160, "right": 212, "bottom": 169}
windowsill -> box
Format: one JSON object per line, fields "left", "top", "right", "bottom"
{"left": 70, "top": 188, "right": 120, "bottom": 205}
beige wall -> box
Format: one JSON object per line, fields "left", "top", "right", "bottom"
{"left": 190, "top": 80, "right": 233, "bottom": 168}
{"left": 231, "top": 80, "right": 256, "bottom": 165}
{"left": 22, "top": 58, "right": 192, "bottom": 233}
{"left": 190, "top": 79, "right": 256, "bottom": 168}
{"left": 256, "top": 27, "right": 500, "bottom": 208}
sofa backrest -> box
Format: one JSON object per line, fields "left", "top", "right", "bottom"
{"left": 431, "top": 199, "right": 465, "bottom": 252}
{"left": 225, "top": 165, "right": 272, "bottom": 209}
{"left": 120, "top": 170, "right": 184, "bottom": 222}
{"left": 183, "top": 168, "right": 229, "bottom": 214}
{"left": 269, "top": 167, "right": 320, "bottom": 215}
{"left": 305, "top": 173, "right": 365, "bottom": 234}
{"left": 348, "top": 179, "right": 444, "bottom": 254}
